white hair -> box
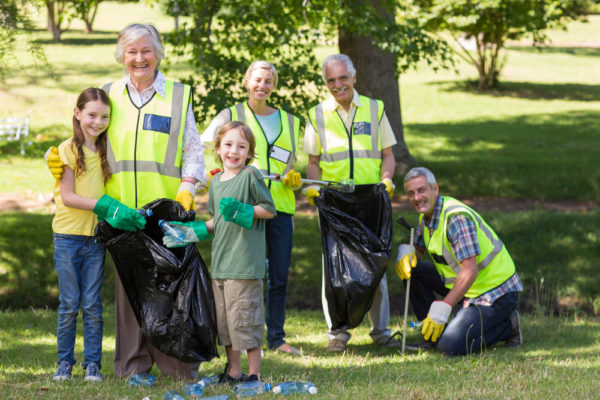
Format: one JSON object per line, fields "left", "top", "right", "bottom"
{"left": 404, "top": 167, "right": 437, "bottom": 187}
{"left": 322, "top": 54, "right": 356, "bottom": 82}
{"left": 114, "top": 24, "right": 165, "bottom": 68}
{"left": 244, "top": 60, "right": 278, "bottom": 87}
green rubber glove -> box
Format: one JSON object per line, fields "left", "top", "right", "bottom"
{"left": 93, "top": 194, "right": 146, "bottom": 232}
{"left": 162, "top": 220, "right": 213, "bottom": 248}
{"left": 219, "top": 197, "right": 254, "bottom": 229}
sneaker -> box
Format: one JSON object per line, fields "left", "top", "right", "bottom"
{"left": 245, "top": 374, "right": 259, "bottom": 382}
{"left": 84, "top": 362, "right": 103, "bottom": 382}
{"left": 52, "top": 360, "right": 72, "bottom": 382}
{"left": 404, "top": 340, "right": 435, "bottom": 352}
{"left": 326, "top": 338, "right": 347, "bottom": 352}
{"left": 217, "top": 363, "right": 246, "bottom": 385}
{"left": 374, "top": 331, "right": 402, "bottom": 348}
{"left": 505, "top": 310, "right": 523, "bottom": 348}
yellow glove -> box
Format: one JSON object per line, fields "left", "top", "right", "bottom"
{"left": 381, "top": 177, "right": 395, "bottom": 198}
{"left": 421, "top": 301, "right": 452, "bottom": 342}
{"left": 197, "top": 168, "right": 221, "bottom": 194}
{"left": 45, "top": 146, "right": 65, "bottom": 180}
{"left": 176, "top": 181, "right": 196, "bottom": 211}
{"left": 281, "top": 169, "right": 302, "bottom": 190}
{"left": 394, "top": 244, "right": 417, "bottom": 280}
{"left": 302, "top": 185, "right": 320, "bottom": 207}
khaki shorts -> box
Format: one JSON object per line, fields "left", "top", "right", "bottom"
{"left": 212, "top": 279, "right": 264, "bottom": 351}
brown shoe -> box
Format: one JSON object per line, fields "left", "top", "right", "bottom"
{"left": 326, "top": 338, "right": 347, "bottom": 352}
{"left": 505, "top": 310, "right": 523, "bottom": 348}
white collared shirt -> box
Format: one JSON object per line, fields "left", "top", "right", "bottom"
{"left": 303, "top": 89, "right": 396, "bottom": 156}
{"left": 118, "top": 71, "right": 206, "bottom": 183}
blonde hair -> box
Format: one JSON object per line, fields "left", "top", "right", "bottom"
{"left": 244, "top": 60, "right": 278, "bottom": 87}
{"left": 214, "top": 121, "right": 256, "bottom": 166}
{"left": 114, "top": 23, "right": 165, "bottom": 68}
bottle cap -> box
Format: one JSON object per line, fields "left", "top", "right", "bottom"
{"left": 309, "top": 386, "right": 318, "bottom": 394}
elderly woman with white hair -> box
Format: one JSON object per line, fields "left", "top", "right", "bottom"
{"left": 46, "top": 23, "right": 206, "bottom": 379}
{"left": 200, "top": 61, "right": 302, "bottom": 372}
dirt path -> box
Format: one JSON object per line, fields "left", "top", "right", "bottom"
{"left": 0, "top": 191, "right": 597, "bottom": 213}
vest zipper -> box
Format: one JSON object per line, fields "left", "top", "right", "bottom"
{"left": 134, "top": 109, "right": 140, "bottom": 208}
{"left": 336, "top": 110, "right": 354, "bottom": 180}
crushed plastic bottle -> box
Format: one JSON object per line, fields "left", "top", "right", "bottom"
{"left": 201, "top": 395, "right": 229, "bottom": 400}
{"left": 197, "top": 374, "right": 220, "bottom": 388}
{"left": 272, "top": 381, "right": 317, "bottom": 395}
{"left": 128, "top": 372, "right": 156, "bottom": 387}
{"left": 163, "top": 390, "right": 185, "bottom": 400}
{"left": 137, "top": 209, "right": 153, "bottom": 218}
{"left": 183, "top": 382, "right": 204, "bottom": 397}
{"left": 158, "top": 219, "right": 185, "bottom": 242}
{"left": 234, "top": 381, "right": 272, "bottom": 397}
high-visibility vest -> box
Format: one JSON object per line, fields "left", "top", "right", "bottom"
{"left": 230, "top": 102, "right": 300, "bottom": 215}
{"left": 420, "top": 196, "right": 516, "bottom": 298}
{"left": 102, "top": 79, "right": 190, "bottom": 208}
{"left": 307, "top": 95, "right": 384, "bottom": 184}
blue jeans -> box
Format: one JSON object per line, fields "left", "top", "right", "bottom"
{"left": 410, "top": 261, "right": 519, "bottom": 356}
{"left": 53, "top": 233, "right": 105, "bottom": 369}
{"left": 265, "top": 213, "right": 293, "bottom": 349}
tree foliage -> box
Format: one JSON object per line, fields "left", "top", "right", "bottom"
{"left": 164, "top": 0, "right": 323, "bottom": 121}
{"left": 70, "top": 0, "right": 103, "bottom": 34}
{"left": 421, "top": 0, "right": 586, "bottom": 89}
{"left": 0, "top": 0, "right": 48, "bottom": 81}
{"left": 165, "top": 0, "right": 451, "bottom": 167}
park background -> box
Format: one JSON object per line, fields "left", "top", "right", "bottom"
{"left": 1, "top": 1, "right": 600, "bottom": 399}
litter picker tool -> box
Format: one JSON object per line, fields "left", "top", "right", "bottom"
{"left": 263, "top": 174, "right": 355, "bottom": 193}
{"left": 397, "top": 217, "right": 414, "bottom": 354}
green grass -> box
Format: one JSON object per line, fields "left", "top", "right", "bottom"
{"left": 3, "top": 209, "right": 600, "bottom": 314}
{"left": 1, "top": 306, "right": 600, "bottom": 400}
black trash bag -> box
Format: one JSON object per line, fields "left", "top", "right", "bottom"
{"left": 315, "top": 184, "right": 392, "bottom": 331}
{"left": 95, "top": 198, "right": 218, "bottom": 363}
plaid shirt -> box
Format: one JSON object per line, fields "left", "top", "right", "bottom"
{"left": 417, "top": 196, "right": 523, "bottom": 307}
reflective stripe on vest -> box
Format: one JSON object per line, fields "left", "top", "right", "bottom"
{"left": 421, "top": 197, "right": 516, "bottom": 298}
{"left": 309, "top": 95, "right": 383, "bottom": 184}
{"left": 102, "top": 80, "right": 189, "bottom": 208}
{"left": 229, "top": 102, "right": 299, "bottom": 214}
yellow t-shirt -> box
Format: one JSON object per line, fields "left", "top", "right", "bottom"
{"left": 52, "top": 138, "right": 105, "bottom": 236}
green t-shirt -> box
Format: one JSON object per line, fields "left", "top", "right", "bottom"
{"left": 208, "top": 166, "right": 276, "bottom": 279}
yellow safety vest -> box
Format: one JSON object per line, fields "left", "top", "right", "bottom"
{"left": 307, "top": 95, "right": 383, "bottom": 184}
{"left": 230, "top": 102, "right": 299, "bottom": 215}
{"left": 420, "top": 196, "right": 516, "bottom": 298}
{"left": 102, "top": 79, "right": 190, "bottom": 208}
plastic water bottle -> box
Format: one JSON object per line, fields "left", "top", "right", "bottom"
{"left": 183, "top": 382, "right": 204, "bottom": 397}
{"left": 163, "top": 390, "right": 185, "bottom": 400}
{"left": 158, "top": 219, "right": 185, "bottom": 242}
{"left": 128, "top": 372, "right": 156, "bottom": 387}
{"left": 234, "top": 381, "right": 272, "bottom": 397}
{"left": 272, "top": 381, "right": 318, "bottom": 395}
{"left": 200, "top": 396, "right": 229, "bottom": 400}
{"left": 137, "top": 209, "right": 153, "bottom": 218}
{"left": 409, "top": 321, "right": 423, "bottom": 329}
{"left": 197, "top": 374, "right": 220, "bottom": 388}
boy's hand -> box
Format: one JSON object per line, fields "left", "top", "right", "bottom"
{"left": 219, "top": 197, "right": 254, "bottom": 229}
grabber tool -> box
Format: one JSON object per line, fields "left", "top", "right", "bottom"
{"left": 397, "top": 216, "right": 414, "bottom": 354}
{"left": 263, "top": 174, "right": 355, "bottom": 193}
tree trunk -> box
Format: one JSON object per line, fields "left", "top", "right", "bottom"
{"left": 45, "top": 0, "right": 62, "bottom": 42}
{"left": 338, "top": 29, "right": 416, "bottom": 174}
